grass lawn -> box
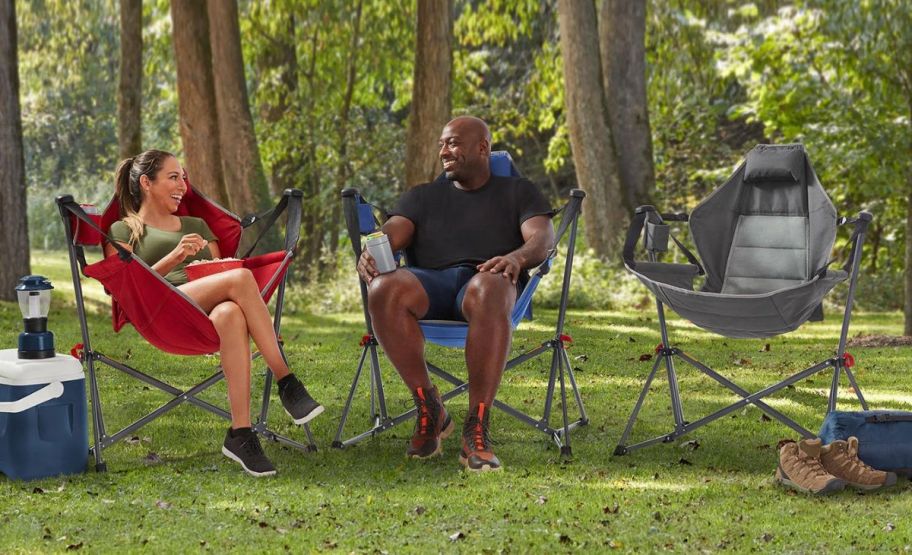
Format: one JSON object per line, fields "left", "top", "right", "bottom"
{"left": 2, "top": 250, "right": 912, "bottom": 552}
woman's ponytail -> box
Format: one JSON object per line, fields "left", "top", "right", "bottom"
{"left": 112, "top": 150, "right": 174, "bottom": 245}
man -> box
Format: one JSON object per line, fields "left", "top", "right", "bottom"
{"left": 357, "top": 116, "right": 554, "bottom": 471}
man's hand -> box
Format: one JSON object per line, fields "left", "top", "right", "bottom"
{"left": 477, "top": 253, "right": 523, "bottom": 284}
{"left": 357, "top": 249, "right": 379, "bottom": 284}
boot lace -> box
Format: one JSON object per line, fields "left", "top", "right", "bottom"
{"left": 412, "top": 388, "right": 439, "bottom": 437}
{"left": 463, "top": 407, "right": 495, "bottom": 452}
{"left": 844, "top": 440, "right": 878, "bottom": 473}
{"left": 797, "top": 451, "right": 832, "bottom": 480}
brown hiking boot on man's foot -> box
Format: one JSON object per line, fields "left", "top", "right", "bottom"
{"left": 820, "top": 436, "right": 897, "bottom": 490}
{"left": 407, "top": 386, "right": 454, "bottom": 459}
{"left": 460, "top": 403, "right": 502, "bottom": 472}
{"left": 775, "top": 438, "right": 845, "bottom": 494}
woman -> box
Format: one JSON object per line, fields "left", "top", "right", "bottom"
{"left": 105, "top": 149, "right": 322, "bottom": 477}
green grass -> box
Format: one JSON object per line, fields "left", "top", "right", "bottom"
{"left": 2, "top": 251, "right": 912, "bottom": 552}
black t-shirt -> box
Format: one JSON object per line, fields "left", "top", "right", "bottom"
{"left": 390, "top": 175, "right": 553, "bottom": 270}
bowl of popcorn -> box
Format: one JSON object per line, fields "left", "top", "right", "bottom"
{"left": 185, "top": 257, "right": 244, "bottom": 281}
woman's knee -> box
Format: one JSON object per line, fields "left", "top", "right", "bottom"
{"left": 225, "top": 268, "right": 258, "bottom": 296}
{"left": 210, "top": 301, "right": 246, "bottom": 333}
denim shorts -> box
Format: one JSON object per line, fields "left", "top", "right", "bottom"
{"left": 405, "top": 266, "right": 524, "bottom": 321}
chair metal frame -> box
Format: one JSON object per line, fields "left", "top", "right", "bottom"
{"left": 56, "top": 190, "right": 316, "bottom": 473}
{"left": 615, "top": 205, "right": 872, "bottom": 455}
{"left": 332, "top": 186, "right": 589, "bottom": 457}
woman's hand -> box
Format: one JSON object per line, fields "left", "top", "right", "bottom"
{"left": 171, "top": 233, "right": 208, "bottom": 262}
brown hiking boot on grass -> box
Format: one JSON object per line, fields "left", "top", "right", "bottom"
{"left": 820, "top": 436, "right": 897, "bottom": 490}
{"left": 775, "top": 438, "right": 845, "bottom": 494}
{"left": 407, "top": 386, "right": 454, "bottom": 459}
{"left": 460, "top": 403, "right": 502, "bottom": 472}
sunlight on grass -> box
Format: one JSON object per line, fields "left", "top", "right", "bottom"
{"left": 4, "top": 251, "right": 912, "bottom": 552}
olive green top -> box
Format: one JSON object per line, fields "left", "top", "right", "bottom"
{"left": 109, "top": 217, "right": 218, "bottom": 285}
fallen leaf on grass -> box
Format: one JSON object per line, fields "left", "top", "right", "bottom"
{"left": 639, "top": 353, "right": 652, "bottom": 362}
{"left": 759, "top": 533, "right": 773, "bottom": 542}
{"left": 679, "top": 439, "right": 700, "bottom": 451}
{"left": 414, "top": 506, "right": 426, "bottom": 515}
{"left": 155, "top": 500, "right": 171, "bottom": 510}
{"left": 603, "top": 503, "right": 620, "bottom": 514}
{"left": 732, "top": 357, "right": 752, "bottom": 366}
{"left": 143, "top": 452, "right": 162, "bottom": 465}
{"left": 66, "top": 543, "right": 83, "bottom": 551}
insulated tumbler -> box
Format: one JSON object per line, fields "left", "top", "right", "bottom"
{"left": 365, "top": 232, "right": 397, "bottom": 274}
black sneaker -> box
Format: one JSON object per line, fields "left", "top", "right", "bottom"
{"left": 278, "top": 373, "right": 324, "bottom": 425}
{"left": 222, "top": 427, "right": 276, "bottom": 477}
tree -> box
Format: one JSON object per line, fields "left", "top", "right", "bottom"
{"left": 0, "top": 0, "right": 29, "bottom": 300}
{"left": 404, "top": 0, "right": 453, "bottom": 189}
{"left": 599, "top": 0, "right": 654, "bottom": 210}
{"left": 170, "top": 0, "right": 229, "bottom": 208}
{"left": 207, "top": 0, "right": 270, "bottom": 215}
{"left": 557, "top": 0, "right": 625, "bottom": 256}
{"left": 118, "top": 0, "right": 142, "bottom": 160}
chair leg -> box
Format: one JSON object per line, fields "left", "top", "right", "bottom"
{"left": 843, "top": 366, "right": 868, "bottom": 409}
{"left": 561, "top": 347, "right": 589, "bottom": 425}
{"left": 84, "top": 351, "right": 108, "bottom": 472}
{"left": 557, "top": 351, "right": 572, "bottom": 458}
{"left": 614, "top": 356, "right": 662, "bottom": 455}
{"left": 333, "top": 344, "right": 372, "bottom": 448}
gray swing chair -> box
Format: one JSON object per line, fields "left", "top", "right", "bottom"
{"left": 615, "top": 144, "right": 872, "bottom": 455}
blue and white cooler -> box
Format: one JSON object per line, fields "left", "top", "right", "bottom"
{"left": 0, "top": 348, "right": 88, "bottom": 480}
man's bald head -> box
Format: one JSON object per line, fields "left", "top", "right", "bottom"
{"left": 438, "top": 116, "right": 492, "bottom": 189}
{"left": 445, "top": 116, "right": 492, "bottom": 145}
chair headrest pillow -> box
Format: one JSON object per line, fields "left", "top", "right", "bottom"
{"left": 743, "top": 144, "right": 806, "bottom": 184}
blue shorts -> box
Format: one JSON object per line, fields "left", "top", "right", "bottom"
{"left": 405, "top": 266, "right": 523, "bottom": 321}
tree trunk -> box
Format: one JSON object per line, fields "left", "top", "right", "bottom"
{"left": 118, "top": 0, "right": 142, "bottom": 160}
{"left": 208, "top": 0, "right": 270, "bottom": 216}
{"left": 404, "top": 0, "right": 452, "bottom": 189}
{"left": 328, "top": 0, "right": 364, "bottom": 256}
{"left": 0, "top": 0, "right": 29, "bottom": 301}
{"left": 905, "top": 113, "right": 912, "bottom": 334}
{"left": 170, "top": 0, "right": 229, "bottom": 208}
{"left": 599, "top": 0, "right": 655, "bottom": 211}
{"left": 558, "top": 0, "right": 625, "bottom": 257}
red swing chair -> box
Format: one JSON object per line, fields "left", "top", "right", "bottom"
{"left": 57, "top": 178, "right": 315, "bottom": 472}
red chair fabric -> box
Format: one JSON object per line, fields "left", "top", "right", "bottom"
{"left": 86, "top": 179, "right": 291, "bottom": 355}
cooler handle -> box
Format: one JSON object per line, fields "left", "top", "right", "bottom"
{"left": 0, "top": 381, "right": 65, "bottom": 413}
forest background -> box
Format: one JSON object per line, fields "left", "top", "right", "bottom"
{"left": 1, "top": 0, "right": 910, "bottom": 331}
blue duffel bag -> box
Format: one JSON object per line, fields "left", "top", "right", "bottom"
{"left": 819, "top": 410, "right": 912, "bottom": 475}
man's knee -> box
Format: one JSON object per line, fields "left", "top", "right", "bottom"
{"left": 462, "top": 273, "right": 515, "bottom": 321}
{"left": 367, "top": 270, "right": 427, "bottom": 317}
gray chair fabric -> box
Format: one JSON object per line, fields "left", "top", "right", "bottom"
{"left": 627, "top": 144, "right": 845, "bottom": 339}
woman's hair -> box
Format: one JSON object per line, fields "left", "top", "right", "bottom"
{"left": 113, "top": 149, "right": 175, "bottom": 245}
